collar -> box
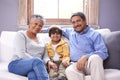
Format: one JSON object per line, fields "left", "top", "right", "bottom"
{"left": 47, "top": 38, "right": 66, "bottom": 47}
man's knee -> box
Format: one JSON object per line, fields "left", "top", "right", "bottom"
{"left": 89, "top": 55, "right": 103, "bottom": 62}
{"left": 65, "top": 67, "right": 84, "bottom": 80}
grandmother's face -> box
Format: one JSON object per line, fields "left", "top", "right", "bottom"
{"left": 29, "top": 19, "right": 43, "bottom": 34}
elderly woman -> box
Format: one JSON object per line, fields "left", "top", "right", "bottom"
{"left": 8, "top": 15, "right": 54, "bottom": 80}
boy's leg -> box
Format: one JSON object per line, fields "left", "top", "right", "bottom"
{"left": 58, "top": 62, "right": 67, "bottom": 80}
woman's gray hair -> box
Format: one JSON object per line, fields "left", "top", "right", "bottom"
{"left": 30, "top": 15, "right": 46, "bottom": 24}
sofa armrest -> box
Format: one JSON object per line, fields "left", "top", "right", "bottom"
{"left": 103, "top": 31, "right": 120, "bottom": 69}
{"left": 0, "top": 31, "right": 16, "bottom": 62}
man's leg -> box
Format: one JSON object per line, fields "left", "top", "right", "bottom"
{"left": 86, "top": 55, "right": 104, "bottom": 80}
{"left": 65, "top": 63, "right": 85, "bottom": 80}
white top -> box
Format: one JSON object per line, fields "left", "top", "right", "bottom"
{"left": 12, "top": 30, "right": 50, "bottom": 63}
{"left": 52, "top": 44, "right": 61, "bottom": 61}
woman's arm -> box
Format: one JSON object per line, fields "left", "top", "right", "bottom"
{"left": 14, "top": 31, "right": 33, "bottom": 58}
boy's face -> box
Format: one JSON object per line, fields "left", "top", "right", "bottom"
{"left": 50, "top": 33, "right": 61, "bottom": 44}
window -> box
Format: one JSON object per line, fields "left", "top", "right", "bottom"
{"left": 18, "top": 0, "right": 99, "bottom": 29}
{"left": 34, "top": 0, "right": 83, "bottom": 26}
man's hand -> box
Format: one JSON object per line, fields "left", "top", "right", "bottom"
{"left": 76, "top": 55, "right": 88, "bottom": 71}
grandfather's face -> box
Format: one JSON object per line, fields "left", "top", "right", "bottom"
{"left": 71, "top": 16, "right": 86, "bottom": 33}
{"left": 29, "top": 19, "right": 43, "bottom": 34}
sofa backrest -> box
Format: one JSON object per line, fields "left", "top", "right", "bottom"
{"left": 0, "top": 29, "right": 114, "bottom": 64}
{"left": 0, "top": 31, "right": 51, "bottom": 62}
{"left": 103, "top": 31, "right": 120, "bottom": 70}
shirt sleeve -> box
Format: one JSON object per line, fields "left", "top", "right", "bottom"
{"left": 86, "top": 33, "right": 108, "bottom": 60}
{"left": 42, "top": 47, "right": 50, "bottom": 64}
{"left": 62, "top": 28, "right": 73, "bottom": 39}
{"left": 62, "top": 42, "right": 70, "bottom": 61}
{"left": 14, "top": 31, "right": 33, "bottom": 58}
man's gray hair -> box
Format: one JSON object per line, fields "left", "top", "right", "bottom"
{"left": 70, "top": 12, "right": 86, "bottom": 22}
{"left": 30, "top": 15, "right": 46, "bottom": 24}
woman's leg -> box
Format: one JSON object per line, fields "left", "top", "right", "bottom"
{"left": 27, "top": 71, "right": 37, "bottom": 80}
{"left": 8, "top": 57, "right": 49, "bottom": 80}
{"left": 32, "top": 57, "right": 49, "bottom": 80}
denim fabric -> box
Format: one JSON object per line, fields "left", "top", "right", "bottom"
{"left": 8, "top": 57, "right": 49, "bottom": 80}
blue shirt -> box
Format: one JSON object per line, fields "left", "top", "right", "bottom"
{"left": 62, "top": 26, "right": 108, "bottom": 62}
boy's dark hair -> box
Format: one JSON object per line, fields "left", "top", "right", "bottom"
{"left": 49, "top": 27, "right": 62, "bottom": 37}
{"left": 70, "top": 12, "right": 86, "bottom": 22}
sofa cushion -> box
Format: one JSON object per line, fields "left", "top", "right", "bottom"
{"left": 0, "top": 62, "right": 27, "bottom": 80}
{"left": 103, "top": 31, "right": 120, "bottom": 69}
{"left": 0, "top": 31, "right": 16, "bottom": 62}
{"left": 104, "top": 69, "right": 120, "bottom": 80}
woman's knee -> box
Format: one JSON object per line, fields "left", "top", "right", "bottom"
{"left": 27, "top": 71, "right": 37, "bottom": 80}
{"left": 32, "top": 57, "right": 44, "bottom": 66}
{"left": 8, "top": 59, "right": 21, "bottom": 73}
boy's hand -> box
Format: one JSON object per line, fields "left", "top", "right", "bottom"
{"left": 62, "top": 60, "right": 70, "bottom": 67}
{"left": 48, "top": 61, "right": 58, "bottom": 72}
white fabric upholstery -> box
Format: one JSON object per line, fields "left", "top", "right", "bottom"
{"left": 96, "top": 28, "right": 111, "bottom": 37}
{"left": 105, "top": 69, "right": 120, "bottom": 80}
{"left": 0, "top": 31, "right": 28, "bottom": 80}
{"left": 0, "top": 62, "right": 27, "bottom": 80}
{"left": 0, "top": 31, "right": 16, "bottom": 62}
{"left": 0, "top": 30, "right": 120, "bottom": 80}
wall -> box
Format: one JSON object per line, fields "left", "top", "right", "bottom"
{"left": 99, "top": 0, "right": 120, "bottom": 31}
{"left": 0, "top": 0, "right": 120, "bottom": 34}
{"left": 0, "top": 0, "right": 19, "bottom": 33}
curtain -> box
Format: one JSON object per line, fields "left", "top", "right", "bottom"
{"left": 83, "top": 0, "right": 99, "bottom": 29}
{"left": 18, "top": 0, "right": 33, "bottom": 27}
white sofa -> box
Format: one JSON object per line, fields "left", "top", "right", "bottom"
{"left": 0, "top": 29, "right": 120, "bottom": 80}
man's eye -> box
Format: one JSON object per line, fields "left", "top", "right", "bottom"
{"left": 35, "top": 23, "right": 38, "bottom": 25}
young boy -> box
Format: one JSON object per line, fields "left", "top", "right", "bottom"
{"left": 46, "top": 26, "right": 70, "bottom": 80}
